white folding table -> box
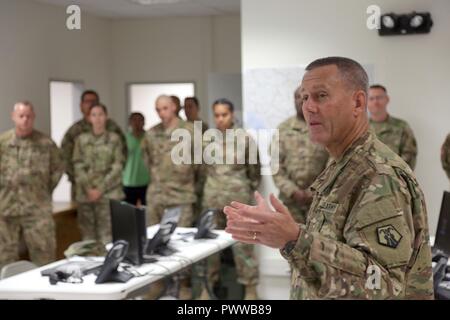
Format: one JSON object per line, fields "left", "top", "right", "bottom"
{"left": 0, "top": 227, "right": 235, "bottom": 300}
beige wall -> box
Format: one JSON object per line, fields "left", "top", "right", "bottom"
{"left": 0, "top": 0, "right": 241, "bottom": 135}
{"left": 109, "top": 15, "right": 241, "bottom": 127}
{"left": 0, "top": 0, "right": 112, "bottom": 136}
{"left": 242, "top": 0, "right": 450, "bottom": 235}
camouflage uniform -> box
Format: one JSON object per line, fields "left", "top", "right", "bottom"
{"left": 61, "top": 118, "right": 126, "bottom": 200}
{"left": 0, "top": 129, "right": 64, "bottom": 268}
{"left": 202, "top": 126, "right": 261, "bottom": 286}
{"left": 190, "top": 120, "right": 209, "bottom": 220}
{"left": 370, "top": 115, "right": 417, "bottom": 170}
{"left": 73, "top": 131, "right": 125, "bottom": 245}
{"left": 272, "top": 116, "right": 329, "bottom": 223}
{"left": 281, "top": 131, "right": 434, "bottom": 299}
{"left": 441, "top": 133, "right": 450, "bottom": 181}
{"left": 141, "top": 120, "right": 200, "bottom": 227}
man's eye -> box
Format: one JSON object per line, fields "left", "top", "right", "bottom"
{"left": 302, "top": 95, "right": 308, "bottom": 101}
{"left": 319, "top": 92, "right": 328, "bottom": 98}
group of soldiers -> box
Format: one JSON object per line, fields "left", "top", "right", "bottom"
{"left": 0, "top": 58, "right": 449, "bottom": 300}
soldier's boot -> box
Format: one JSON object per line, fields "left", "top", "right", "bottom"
{"left": 243, "top": 285, "right": 258, "bottom": 300}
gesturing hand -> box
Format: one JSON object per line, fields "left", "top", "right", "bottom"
{"left": 224, "top": 191, "right": 300, "bottom": 249}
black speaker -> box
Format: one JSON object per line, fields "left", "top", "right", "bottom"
{"left": 379, "top": 12, "right": 433, "bottom": 36}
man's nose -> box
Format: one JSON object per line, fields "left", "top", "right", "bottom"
{"left": 303, "top": 99, "right": 318, "bottom": 113}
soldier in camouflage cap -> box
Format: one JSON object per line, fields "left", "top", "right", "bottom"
{"left": 442, "top": 134, "right": 450, "bottom": 181}
{"left": 272, "top": 87, "right": 329, "bottom": 223}
{"left": 199, "top": 98, "right": 260, "bottom": 300}
{"left": 368, "top": 84, "right": 418, "bottom": 170}
{"left": 141, "top": 95, "right": 201, "bottom": 227}
{"left": 0, "top": 101, "right": 64, "bottom": 268}
{"left": 224, "top": 57, "right": 433, "bottom": 300}
{"left": 73, "top": 104, "right": 125, "bottom": 245}
{"left": 61, "top": 90, "right": 126, "bottom": 201}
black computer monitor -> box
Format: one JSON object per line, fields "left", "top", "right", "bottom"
{"left": 110, "top": 199, "right": 152, "bottom": 265}
{"left": 95, "top": 240, "right": 134, "bottom": 284}
{"left": 434, "top": 191, "right": 450, "bottom": 256}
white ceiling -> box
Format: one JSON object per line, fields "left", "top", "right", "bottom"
{"left": 32, "top": 0, "right": 240, "bottom": 18}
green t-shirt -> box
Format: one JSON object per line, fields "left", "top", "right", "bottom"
{"left": 122, "top": 132, "right": 150, "bottom": 187}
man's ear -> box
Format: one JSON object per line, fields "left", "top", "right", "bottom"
{"left": 353, "top": 90, "right": 367, "bottom": 117}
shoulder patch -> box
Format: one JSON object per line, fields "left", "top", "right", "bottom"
{"left": 377, "top": 225, "right": 402, "bottom": 248}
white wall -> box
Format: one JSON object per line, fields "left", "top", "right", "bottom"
{"left": 242, "top": 0, "right": 450, "bottom": 236}
{"left": 0, "top": 0, "right": 112, "bottom": 136}
{"left": 0, "top": 1, "right": 241, "bottom": 136}
{"left": 109, "top": 15, "right": 241, "bottom": 129}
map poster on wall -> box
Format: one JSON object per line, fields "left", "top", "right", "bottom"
{"left": 243, "top": 66, "right": 305, "bottom": 177}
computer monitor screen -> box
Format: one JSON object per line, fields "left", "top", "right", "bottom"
{"left": 110, "top": 200, "right": 147, "bottom": 265}
{"left": 434, "top": 191, "right": 450, "bottom": 256}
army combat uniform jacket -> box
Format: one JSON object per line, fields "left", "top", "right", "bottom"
{"left": 141, "top": 120, "right": 199, "bottom": 207}
{"left": 0, "top": 129, "right": 63, "bottom": 217}
{"left": 272, "top": 116, "right": 329, "bottom": 223}
{"left": 73, "top": 131, "right": 125, "bottom": 203}
{"left": 62, "top": 118, "right": 126, "bottom": 184}
{"left": 370, "top": 116, "right": 417, "bottom": 170}
{"left": 281, "top": 132, "right": 433, "bottom": 300}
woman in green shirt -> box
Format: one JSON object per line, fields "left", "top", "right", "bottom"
{"left": 123, "top": 112, "right": 150, "bottom": 206}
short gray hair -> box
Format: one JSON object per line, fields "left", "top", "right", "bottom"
{"left": 305, "top": 57, "right": 368, "bottom": 94}
{"left": 13, "top": 101, "right": 34, "bottom": 112}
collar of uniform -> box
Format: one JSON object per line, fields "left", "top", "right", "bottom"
{"left": 290, "top": 116, "right": 308, "bottom": 133}
{"left": 370, "top": 114, "right": 393, "bottom": 132}
{"left": 90, "top": 131, "right": 109, "bottom": 144}
{"left": 155, "top": 119, "right": 188, "bottom": 136}
{"left": 9, "top": 129, "right": 36, "bottom": 146}
{"left": 312, "top": 131, "right": 373, "bottom": 195}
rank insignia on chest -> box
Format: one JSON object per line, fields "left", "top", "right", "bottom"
{"left": 377, "top": 225, "right": 402, "bottom": 249}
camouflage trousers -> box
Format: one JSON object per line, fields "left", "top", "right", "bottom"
{"left": 0, "top": 213, "right": 56, "bottom": 269}
{"left": 77, "top": 198, "right": 111, "bottom": 245}
{"left": 147, "top": 203, "right": 194, "bottom": 227}
{"left": 198, "top": 210, "right": 259, "bottom": 286}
